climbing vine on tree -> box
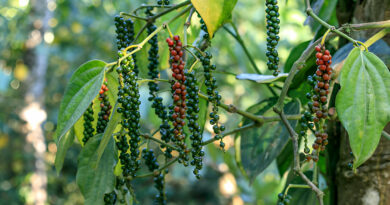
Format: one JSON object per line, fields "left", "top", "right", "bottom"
{"left": 53, "top": 0, "right": 390, "bottom": 204}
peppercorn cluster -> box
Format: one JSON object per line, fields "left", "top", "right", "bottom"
{"left": 115, "top": 54, "right": 141, "bottom": 177}
{"left": 199, "top": 17, "right": 210, "bottom": 40}
{"left": 103, "top": 191, "right": 117, "bottom": 205}
{"left": 142, "top": 149, "right": 166, "bottom": 205}
{"left": 303, "top": 44, "right": 333, "bottom": 162}
{"left": 198, "top": 52, "right": 226, "bottom": 149}
{"left": 82, "top": 104, "right": 94, "bottom": 143}
{"left": 184, "top": 71, "right": 204, "bottom": 179}
{"left": 114, "top": 15, "right": 138, "bottom": 75}
{"left": 277, "top": 193, "right": 292, "bottom": 205}
{"left": 145, "top": 9, "right": 172, "bottom": 154}
{"left": 96, "top": 80, "right": 112, "bottom": 134}
{"left": 166, "top": 35, "right": 190, "bottom": 165}
{"left": 265, "top": 0, "right": 281, "bottom": 76}
{"left": 114, "top": 177, "right": 128, "bottom": 204}
{"left": 157, "top": 0, "right": 169, "bottom": 6}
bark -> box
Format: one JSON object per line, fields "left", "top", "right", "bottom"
{"left": 20, "top": 0, "right": 53, "bottom": 204}
{"left": 336, "top": 1, "right": 390, "bottom": 204}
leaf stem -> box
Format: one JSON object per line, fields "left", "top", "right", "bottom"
{"left": 120, "top": 12, "right": 148, "bottom": 21}
{"left": 283, "top": 184, "right": 311, "bottom": 198}
{"left": 201, "top": 122, "right": 258, "bottom": 145}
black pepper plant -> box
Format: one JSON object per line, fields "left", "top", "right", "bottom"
{"left": 54, "top": 1, "right": 390, "bottom": 205}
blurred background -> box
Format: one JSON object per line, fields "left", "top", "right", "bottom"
{"left": 0, "top": 0, "right": 313, "bottom": 204}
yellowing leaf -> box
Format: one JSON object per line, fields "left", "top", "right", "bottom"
{"left": 191, "top": 0, "right": 238, "bottom": 37}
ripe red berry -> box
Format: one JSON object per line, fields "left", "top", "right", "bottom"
{"left": 319, "top": 65, "right": 326, "bottom": 71}
{"left": 313, "top": 143, "right": 319, "bottom": 150}
{"left": 320, "top": 96, "right": 327, "bottom": 103}
{"left": 316, "top": 52, "right": 323, "bottom": 59}
{"left": 173, "top": 35, "right": 180, "bottom": 41}
{"left": 324, "top": 83, "right": 329, "bottom": 90}
{"left": 171, "top": 50, "right": 177, "bottom": 56}
{"left": 318, "top": 82, "right": 324, "bottom": 88}
{"left": 322, "top": 55, "right": 330, "bottom": 61}
{"left": 324, "top": 50, "right": 330, "bottom": 55}
{"left": 323, "top": 74, "right": 330, "bottom": 81}
{"left": 315, "top": 46, "right": 321, "bottom": 52}
{"left": 316, "top": 59, "right": 324, "bottom": 65}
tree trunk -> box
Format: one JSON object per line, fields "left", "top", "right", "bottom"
{"left": 336, "top": 0, "right": 390, "bottom": 204}
{"left": 20, "top": 0, "right": 53, "bottom": 204}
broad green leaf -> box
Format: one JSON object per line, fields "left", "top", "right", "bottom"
{"left": 55, "top": 60, "right": 106, "bottom": 143}
{"left": 54, "top": 128, "right": 75, "bottom": 174}
{"left": 74, "top": 71, "right": 119, "bottom": 145}
{"left": 336, "top": 48, "right": 390, "bottom": 169}
{"left": 235, "top": 73, "right": 288, "bottom": 83}
{"left": 191, "top": 0, "right": 238, "bottom": 37}
{"left": 76, "top": 134, "right": 117, "bottom": 205}
{"left": 238, "top": 99, "right": 300, "bottom": 182}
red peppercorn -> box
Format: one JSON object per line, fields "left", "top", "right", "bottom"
{"left": 323, "top": 74, "right": 330, "bottom": 81}
{"left": 316, "top": 52, "right": 323, "bottom": 59}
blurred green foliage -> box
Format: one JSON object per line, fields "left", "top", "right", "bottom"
{"left": 0, "top": 0, "right": 315, "bottom": 204}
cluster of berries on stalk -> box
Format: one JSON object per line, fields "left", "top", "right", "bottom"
{"left": 82, "top": 104, "right": 94, "bottom": 143}
{"left": 166, "top": 35, "right": 190, "bottom": 165}
{"left": 113, "top": 177, "right": 128, "bottom": 204}
{"left": 114, "top": 15, "right": 138, "bottom": 75}
{"left": 145, "top": 8, "right": 172, "bottom": 158}
{"left": 198, "top": 52, "right": 225, "bottom": 149}
{"left": 302, "top": 44, "right": 333, "bottom": 162}
{"left": 96, "top": 80, "right": 112, "bottom": 134}
{"left": 157, "top": 0, "right": 169, "bottom": 6}
{"left": 184, "top": 71, "right": 204, "bottom": 179}
{"left": 115, "top": 53, "right": 142, "bottom": 177}
{"left": 103, "top": 191, "right": 117, "bottom": 205}
{"left": 142, "top": 149, "right": 166, "bottom": 205}
{"left": 265, "top": 0, "right": 281, "bottom": 76}
{"left": 114, "top": 15, "right": 142, "bottom": 177}
{"left": 277, "top": 193, "right": 292, "bottom": 205}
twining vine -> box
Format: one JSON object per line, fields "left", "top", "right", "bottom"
{"left": 53, "top": 1, "right": 390, "bottom": 205}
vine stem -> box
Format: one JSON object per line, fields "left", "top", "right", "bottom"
{"left": 223, "top": 23, "right": 278, "bottom": 97}
{"left": 133, "top": 4, "right": 174, "bottom": 14}
{"left": 283, "top": 184, "right": 310, "bottom": 198}
{"left": 140, "top": 133, "right": 179, "bottom": 151}
{"left": 134, "top": 158, "right": 179, "bottom": 178}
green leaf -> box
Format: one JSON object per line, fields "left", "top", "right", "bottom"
{"left": 239, "top": 99, "right": 300, "bottom": 182}
{"left": 191, "top": 0, "right": 238, "bottom": 37}
{"left": 74, "top": 71, "right": 119, "bottom": 145}
{"left": 54, "top": 128, "right": 75, "bottom": 174}
{"left": 336, "top": 48, "right": 390, "bottom": 169}
{"left": 55, "top": 60, "right": 106, "bottom": 143}
{"left": 76, "top": 134, "right": 117, "bottom": 205}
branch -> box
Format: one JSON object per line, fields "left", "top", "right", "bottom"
{"left": 140, "top": 133, "right": 179, "bottom": 151}
{"left": 345, "top": 20, "right": 390, "bottom": 30}
{"left": 382, "top": 131, "right": 390, "bottom": 140}
{"left": 274, "top": 35, "right": 335, "bottom": 112}
{"left": 201, "top": 122, "right": 258, "bottom": 145}
{"left": 298, "top": 171, "right": 324, "bottom": 205}
{"left": 135, "top": 158, "right": 179, "bottom": 178}
{"left": 133, "top": 4, "right": 174, "bottom": 14}
{"left": 305, "top": 1, "right": 358, "bottom": 45}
